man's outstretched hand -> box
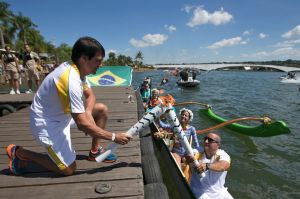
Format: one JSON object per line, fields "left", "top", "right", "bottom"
{"left": 114, "top": 133, "right": 132, "bottom": 145}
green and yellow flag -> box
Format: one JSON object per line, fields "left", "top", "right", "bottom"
{"left": 87, "top": 66, "right": 132, "bottom": 86}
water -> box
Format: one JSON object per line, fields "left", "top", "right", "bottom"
{"left": 132, "top": 70, "right": 300, "bottom": 199}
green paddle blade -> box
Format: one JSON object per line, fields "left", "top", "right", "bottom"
{"left": 200, "top": 108, "right": 291, "bottom": 137}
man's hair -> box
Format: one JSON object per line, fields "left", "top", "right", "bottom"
{"left": 71, "top": 36, "right": 105, "bottom": 63}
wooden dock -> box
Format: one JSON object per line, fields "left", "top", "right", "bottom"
{"left": 0, "top": 87, "right": 145, "bottom": 199}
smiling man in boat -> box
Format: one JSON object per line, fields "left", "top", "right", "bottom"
{"left": 185, "top": 132, "right": 233, "bottom": 199}
{"left": 6, "top": 36, "right": 132, "bottom": 176}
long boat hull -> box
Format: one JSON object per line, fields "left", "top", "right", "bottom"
{"left": 176, "top": 80, "right": 200, "bottom": 87}
{"left": 200, "top": 108, "right": 290, "bottom": 137}
{"left": 150, "top": 123, "right": 195, "bottom": 199}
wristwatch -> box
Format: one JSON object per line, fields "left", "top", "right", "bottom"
{"left": 111, "top": 133, "right": 116, "bottom": 142}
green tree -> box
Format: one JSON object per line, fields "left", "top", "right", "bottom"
{"left": 117, "top": 54, "right": 128, "bottom": 65}
{"left": 0, "top": 2, "right": 14, "bottom": 48}
{"left": 13, "top": 12, "right": 37, "bottom": 44}
{"left": 104, "top": 52, "right": 117, "bottom": 65}
{"left": 134, "top": 51, "right": 143, "bottom": 67}
{"left": 55, "top": 43, "right": 72, "bottom": 63}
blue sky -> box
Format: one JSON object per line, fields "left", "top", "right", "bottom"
{"left": 5, "top": 0, "right": 300, "bottom": 64}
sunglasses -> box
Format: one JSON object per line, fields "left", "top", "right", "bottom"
{"left": 204, "top": 136, "right": 219, "bottom": 143}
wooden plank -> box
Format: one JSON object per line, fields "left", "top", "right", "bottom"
{"left": 0, "top": 179, "right": 143, "bottom": 199}
{"left": 0, "top": 166, "right": 143, "bottom": 187}
{"left": 0, "top": 87, "right": 144, "bottom": 198}
{"left": 0, "top": 117, "right": 138, "bottom": 124}
{"left": 0, "top": 135, "right": 140, "bottom": 145}
{"left": 0, "top": 155, "right": 142, "bottom": 173}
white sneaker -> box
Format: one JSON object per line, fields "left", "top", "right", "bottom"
{"left": 16, "top": 90, "right": 21, "bottom": 94}
{"left": 25, "top": 89, "right": 32, "bottom": 94}
{"left": 9, "top": 89, "right": 16, "bottom": 95}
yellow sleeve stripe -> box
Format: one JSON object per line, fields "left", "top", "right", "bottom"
{"left": 55, "top": 66, "right": 71, "bottom": 113}
{"left": 47, "top": 146, "right": 67, "bottom": 170}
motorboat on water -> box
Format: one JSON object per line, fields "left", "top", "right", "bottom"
{"left": 177, "top": 69, "right": 200, "bottom": 87}
{"left": 280, "top": 72, "right": 300, "bottom": 84}
{"left": 176, "top": 77, "right": 200, "bottom": 87}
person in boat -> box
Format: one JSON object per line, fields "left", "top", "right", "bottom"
{"left": 155, "top": 108, "right": 202, "bottom": 168}
{"left": 179, "top": 70, "right": 189, "bottom": 81}
{"left": 2, "top": 45, "right": 21, "bottom": 94}
{"left": 140, "top": 79, "right": 151, "bottom": 109}
{"left": 192, "top": 70, "right": 197, "bottom": 80}
{"left": 6, "top": 36, "right": 132, "bottom": 176}
{"left": 290, "top": 72, "right": 296, "bottom": 79}
{"left": 160, "top": 76, "right": 169, "bottom": 85}
{"left": 287, "top": 72, "right": 296, "bottom": 79}
{"left": 147, "top": 88, "right": 163, "bottom": 110}
{"left": 145, "top": 76, "right": 152, "bottom": 88}
{"left": 185, "top": 132, "right": 233, "bottom": 199}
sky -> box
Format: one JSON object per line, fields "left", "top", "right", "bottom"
{"left": 4, "top": 0, "right": 300, "bottom": 64}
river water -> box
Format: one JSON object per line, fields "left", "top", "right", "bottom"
{"left": 132, "top": 70, "right": 300, "bottom": 199}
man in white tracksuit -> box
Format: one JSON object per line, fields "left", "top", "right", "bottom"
{"left": 7, "top": 37, "right": 132, "bottom": 176}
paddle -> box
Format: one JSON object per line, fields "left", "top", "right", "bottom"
{"left": 174, "top": 101, "right": 211, "bottom": 108}
{"left": 196, "top": 117, "right": 271, "bottom": 135}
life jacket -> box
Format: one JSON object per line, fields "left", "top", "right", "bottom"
{"left": 148, "top": 97, "right": 162, "bottom": 108}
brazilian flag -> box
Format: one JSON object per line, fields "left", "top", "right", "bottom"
{"left": 87, "top": 66, "right": 132, "bottom": 86}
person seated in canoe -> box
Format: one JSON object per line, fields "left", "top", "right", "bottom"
{"left": 145, "top": 76, "right": 152, "bottom": 88}
{"left": 154, "top": 108, "right": 202, "bottom": 168}
{"left": 140, "top": 79, "right": 151, "bottom": 109}
{"left": 185, "top": 132, "right": 233, "bottom": 199}
{"left": 147, "top": 88, "right": 163, "bottom": 110}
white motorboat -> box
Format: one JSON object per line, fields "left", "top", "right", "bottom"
{"left": 176, "top": 77, "right": 200, "bottom": 87}
{"left": 280, "top": 72, "right": 300, "bottom": 84}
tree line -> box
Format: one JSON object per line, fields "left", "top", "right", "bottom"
{"left": 0, "top": 2, "right": 144, "bottom": 67}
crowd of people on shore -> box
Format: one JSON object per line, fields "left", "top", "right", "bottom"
{"left": 0, "top": 44, "right": 58, "bottom": 94}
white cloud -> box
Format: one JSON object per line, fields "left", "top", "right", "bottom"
{"left": 182, "top": 5, "right": 194, "bottom": 13}
{"left": 129, "top": 34, "right": 168, "bottom": 48}
{"left": 259, "top": 33, "right": 267, "bottom": 39}
{"left": 243, "top": 47, "right": 300, "bottom": 58}
{"left": 243, "top": 30, "right": 251, "bottom": 36}
{"left": 275, "top": 39, "right": 300, "bottom": 48}
{"left": 186, "top": 6, "right": 233, "bottom": 27}
{"left": 272, "top": 47, "right": 300, "bottom": 56}
{"left": 207, "top": 37, "right": 247, "bottom": 50}
{"left": 108, "top": 49, "right": 117, "bottom": 54}
{"left": 164, "top": 24, "right": 176, "bottom": 32}
{"left": 282, "top": 25, "right": 300, "bottom": 39}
